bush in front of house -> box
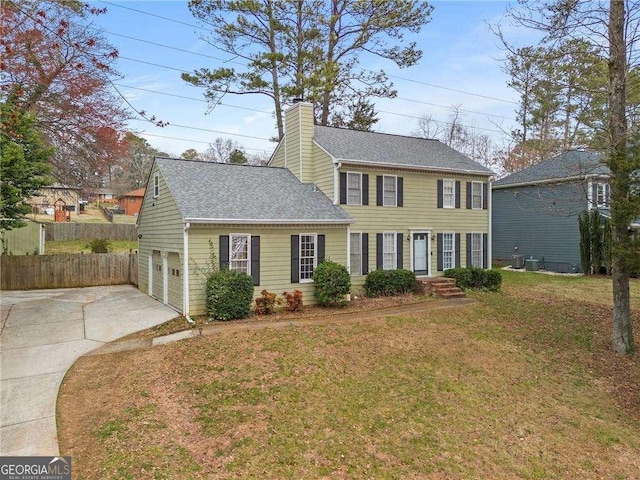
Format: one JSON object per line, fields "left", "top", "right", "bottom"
{"left": 364, "top": 269, "right": 417, "bottom": 297}
{"left": 313, "top": 260, "right": 351, "bottom": 306}
{"left": 206, "top": 269, "right": 254, "bottom": 320}
{"left": 282, "top": 290, "right": 303, "bottom": 312}
{"left": 444, "top": 267, "right": 502, "bottom": 291}
{"left": 255, "top": 289, "right": 279, "bottom": 315}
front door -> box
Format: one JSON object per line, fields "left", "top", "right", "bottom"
{"left": 413, "top": 233, "right": 428, "bottom": 275}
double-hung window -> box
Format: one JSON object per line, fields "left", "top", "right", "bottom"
{"left": 383, "top": 232, "right": 396, "bottom": 270}
{"left": 471, "top": 182, "right": 483, "bottom": 209}
{"left": 596, "top": 182, "right": 609, "bottom": 208}
{"left": 153, "top": 173, "right": 159, "bottom": 198}
{"left": 442, "top": 233, "right": 454, "bottom": 270}
{"left": 350, "top": 232, "right": 362, "bottom": 275}
{"left": 347, "top": 172, "right": 362, "bottom": 205}
{"left": 383, "top": 175, "right": 397, "bottom": 207}
{"left": 471, "top": 232, "right": 483, "bottom": 268}
{"left": 300, "top": 234, "right": 317, "bottom": 282}
{"left": 443, "top": 179, "right": 455, "bottom": 208}
{"left": 229, "top": 234, "right": 250, "bottom": 274}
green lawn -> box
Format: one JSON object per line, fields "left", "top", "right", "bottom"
{"left": 45, "top": 240, "right": 138, "bottom": 254}
{"left": 58, "top": 272, "right": 640, "bottom": 479}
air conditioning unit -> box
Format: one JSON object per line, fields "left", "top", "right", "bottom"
{"left": 512, "top": 255, "right": 525, "bottom": 269}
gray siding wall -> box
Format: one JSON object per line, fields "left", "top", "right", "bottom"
{"left": 492, "top": 182, "right": 588, "bottom": 272}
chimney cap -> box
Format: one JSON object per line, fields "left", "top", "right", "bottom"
{"left": 292, "top": 97, "right": 304, "bottom": 104}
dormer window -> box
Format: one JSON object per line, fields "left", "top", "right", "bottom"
{"left": 596, "top": 182, "right": 609, "bottom": 208}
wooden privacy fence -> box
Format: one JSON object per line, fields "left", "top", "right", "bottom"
{"left": 1, "top": 252, "right": 138, "bottom": 290}
{"left": 45, "top": 223, "right": 137, "bottom": 241}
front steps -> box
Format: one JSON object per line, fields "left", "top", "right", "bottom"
{"left": 420, "top": 277, "right": 466, "bottom": 299}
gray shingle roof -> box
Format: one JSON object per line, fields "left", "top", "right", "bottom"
{"left": 313, "top": 126, "right": 493, "bottom": 175}
{"left": 494, "top": 150, "right": 609, "bottom": 188}
{"left": 155, "top": 158, "right": 353, "bottom": 224}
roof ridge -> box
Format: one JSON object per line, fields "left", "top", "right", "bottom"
{"left": 314, "top": 124, "right": 441, "bottom": 142}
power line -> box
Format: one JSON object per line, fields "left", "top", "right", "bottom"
{"left": 139, "top": 132, "right": 272, "bottom": 152}
{"left": 128, "top": 118, "right": 274, "bottom": 143}
{"left": 98, "top": 0, "right": 519, "bottom": 107}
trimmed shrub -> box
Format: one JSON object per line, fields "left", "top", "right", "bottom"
{"left": 444, "top": 267, "right": 502, "bottom": 291}
{"left": 313, "top": 260, "right": 351, "bottom": 306}
{"left": 206, "top": 269, "right": 254, "bottom": 320}
{"left": 364, "top": 269, "right": 417, "bottom": 297}
{"left": 255, "top": 289, "right": 279, "bottom": 315}
{"left": 87, "top": 238, "right": 111, "bottom": 253}
{"left": 282, "top": 290, "right": 303, "bottom": 312}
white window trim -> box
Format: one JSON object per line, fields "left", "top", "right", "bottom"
{"left": 443, "top": 178, "right": 455, "bottom": 209}
{"left": 346, "top": 171, "right": 363, "bottom": 206}
{"left": 350, "top": 232, "right": 363, "bottom": 276}
{"left": 382, "top": 231, "right": 397, "bottom": 270}
{"left": 383, "top": 175, "right": 397, "bottom": 207}
{"left": 471, "top": 181, "right": 483, "bottom": 210}
{"left": 153, "top": 173, "right": 159, "bottom": 198}
{"left": 471, "top": 232, "right": 483, "bottom": 268}
{"left": 442, "top": 232, "right": 455, "bottom": 270}
{"left": 229, "top": 233, "right": 251, "bottom": 275}
{"left": 299, "top": 233, "right": 317, "bottom": 283}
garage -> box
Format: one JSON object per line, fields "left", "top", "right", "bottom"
{"left": 167, "top": 252, "right": 183, "bottom": 311}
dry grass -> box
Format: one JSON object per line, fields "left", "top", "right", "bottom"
{"left": 58, "top": 272, "right": 640, "bottom": 479}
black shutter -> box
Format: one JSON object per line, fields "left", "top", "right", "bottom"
{"left": 251, "top": 236, "right": 260, "bottom": 286}
{"left": 376, "top": 233, "right": 383, "bottom": 269}
{"left": 437, "top": 233, "right": 443, "bottom": 271}
{"left": 483, "top": 233, "right": 488, "bottom": 269}
{"left": 455, "top": 181, "right": 461, "bottom": 209}
{"left": 396, "top": 233, "right": 403, "bottom": 269}
{"left": 376, "top": 176, "right": 383, "bottom": 206}
{"left": 397, "top": 177, "right": 404, "bottom": 207}
{"left": 317, "top": 234, "right": 325, "bottom": 264}
{"left": 362, "top": 174, "right": 369, "bottom": 205}
{"left": 483, "top": 183, "right": 488, "bottom": 210}
{"left": 339, "top": 172, "right": 347, "bottom": 204}
{"left": 466, "top": 233, "right": 472, "bottom": 267}
{"left": 291, "top": 235, "right": 299, "bottom": 283}
{"left": 455, "top": 233, "right": 461, "bottom": 268}
{"left": 466, "top": 182, "right": 472, "bottom": 209}
{"left": 437, "top": 179, "right": 443, "bottom": 208}
{"left": 362, "top": 233, "right": 369, "bottom": 275}
{"left": 219, "top": 235, "right": 229, "bottom": 270}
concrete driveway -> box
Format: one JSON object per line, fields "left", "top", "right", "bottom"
{"left": 0, "top": 285, "right": 178, "bottom": 456}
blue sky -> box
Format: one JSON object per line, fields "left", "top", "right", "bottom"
{"left": 87, "top": 0, "right": 522, "bottom": 157}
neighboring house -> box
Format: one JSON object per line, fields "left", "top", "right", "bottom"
{"left": 0, "top": 219, "right": 45, "bottom": 255}
{"left": 270, "top": 101, "right": 493, "bottom": 291}
{"left": 118, "top": 188, "right": 145, "bottom": 216}
{"left": 93, "top": 188, "right": 118, "bottom": 203}
{"left": 138, "top": 101, "right": 493, "bottom": 315}
{"left": 137, "top": 158, "right": 353, "bottom": 315}
{"left": 492, "top": 150, "right": 629, "bottom": 273}
{"left": 28, "top": 184, "right": 80, "bottom": 215}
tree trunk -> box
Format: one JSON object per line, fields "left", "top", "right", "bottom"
{"left": 608, "top": 0, "right": 634, "bottom": 354}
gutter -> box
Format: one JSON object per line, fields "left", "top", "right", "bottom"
{"left": 185, "top": 218, "right": 355, "bottom": 225}
{"left": 336, "top": 158, "right": 493, "bottom": 176}
{"left": 493, "top": 174, "right": 607, "bottom": 190}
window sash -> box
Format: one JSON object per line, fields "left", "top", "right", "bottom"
{"left": 383, "top": 175, "right": 397, "bottom": 207}
{"left": 472, "top": 182, "right": 482, "bottom": 209}
{"left": 346, "top": 172, "right": 362, "bottom": 205}
{"left": 350, "top": 232, "right": 362, "bottom": 275}
{"left": 596, "top": 183, "right": 608, "bottom": 207}
{"left": 442, "top": 233, "right": 454, "bottom": 270}
{"left": 383, "top": 233, "right": 396, "bottom": 270}
{"left": 471, "top": 233, "right": 482, "bottom": 267}
{"left": 229, "top": 235, "right": 250, "bottom": 274}
{"left": 443, "top": 179, "right": 455, "bottom": 208}
{"left": 300, "top": 234, "right": 317, "bottom": 281}
{"left": 153, "top": 174, "right": 159, "bottom": 198}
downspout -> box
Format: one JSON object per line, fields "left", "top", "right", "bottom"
{"left": 488, "top": 177, "right": 493, "bottom": 269}
{"left": 183, "top": 222, "right": 192, "bottom": 322}
{"left": 333, "top": 162, "right": 342, "bottom": 204}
